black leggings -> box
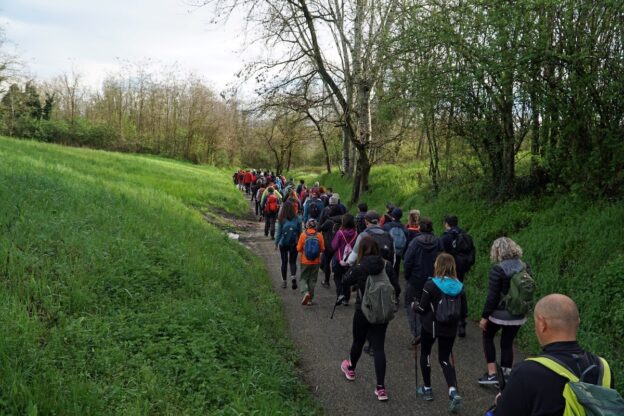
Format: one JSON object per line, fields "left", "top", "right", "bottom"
{"left": 482, "top": 321, "right": 521, "bottom": 368}
{"left": 349, "top": 309, "right": 388, "bottom": 387}
{"left": 332, "top": 260, "right": 350, "bottom": 302}
{"left": 279, "top": 245, "right": 298, "bottom": 280}
{"left": 420, "top": 329, "right": 457, "bottom": 388}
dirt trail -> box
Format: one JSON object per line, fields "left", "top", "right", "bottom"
{"left": 239, "top": 197, "right": 524, "bottom": 415}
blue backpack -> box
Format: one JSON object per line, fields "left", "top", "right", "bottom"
{"left": 389, "top": 226, "right": 407, "bottom": 256}
{"left": 280, "top": 219, "right": 299, "bottom": 247}
{"left": 304, "top": 232, "right": 321, "bottom": 260}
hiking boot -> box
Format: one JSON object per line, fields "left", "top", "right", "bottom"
{"left": 301, "top": 292, "right": 311, "bottom": 305}
{"left": 321, "top": 280, "right": 330, "bottom": 288}
{"left": 291, "top": 278, "right": 297, "bottom": 290}
{"left": 342, "top": 299, "right": 349, "bottom": 306}
{"left": 449, "top": 390, "right": 462, "bottom": 413}
{"left": 374, "top": 386, "right": 388, "bottom": 401}
{"left": 478, "top": 373, "right": 498, "bottom": 385}
{"left": 281, "top": 280, "right": 287, "bottom": 288}
{"left": 457, "top": 322, "right": 466, "bottom": 338}
{"left": 417, "top": 386, "right": 433, "bottom": 401}
{"left": 340, "top": 359, "right": 355, "bottom": 381}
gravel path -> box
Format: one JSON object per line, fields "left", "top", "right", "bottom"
{"left": 240, "top": 199, "right": 524, "bottom": 415}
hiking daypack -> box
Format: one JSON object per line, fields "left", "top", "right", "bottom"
{"left": 527, "top": 356, "right": 624, "bottom": 416}
{"left": 308, "top": 199, "right": 322, "bottom": 219}
{"left": 434, "top": 291, "right": 463, "bottom": 324}
{"left": 500, "top": 263, "right": 535, "bottom": 316}
{"left": 389, "top": 226, "right": 407, "bottom": 257}
{"left": 339, "top": 232, "right": 357, "bottom": 263}
{"left": 361, "top": 266, "right": 396, "bottom": 324}
{"left": 452, "top": 231, "right": 476, "bottom": 266}
{"left": 366, "top": 230, "right": 394, "bottom": 263}
{"left": 303, "top": 232, "right": 321, "bottom": 260}
{"left": 266, "top": 194, "right": 280, "bottom": 213}
{"left": 280, "top": 220, "right": 299, "bottom": 247}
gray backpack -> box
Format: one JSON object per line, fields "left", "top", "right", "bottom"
{"left": 361, "top": 266, "right": 396, "bottom": 324}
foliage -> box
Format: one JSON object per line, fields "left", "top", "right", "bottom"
{"left": 0, "top": 136, "right": 320, "bottom": 415}
{"left": 305, "top": 162, "right": 624, "bottom": 390}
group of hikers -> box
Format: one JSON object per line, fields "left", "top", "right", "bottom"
{"left": 234, "top": 169, "right": 623, "bottom": 416}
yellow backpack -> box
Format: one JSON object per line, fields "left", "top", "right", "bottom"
{"left": 527, "top": 356, "right": 624, "bottom": 416}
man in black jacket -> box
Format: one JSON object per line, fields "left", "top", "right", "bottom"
{"left": 441, "top": 214, "right": 475, "bottom": 337}
{"left": 403, "top": 218, "right": 443, "bottom": 344}
{"left": 494, "top": 294, "right": 617, "bottom": 416}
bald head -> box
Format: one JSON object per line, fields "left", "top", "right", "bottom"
{"left": 534, "top": 294, "right": 580, "bottom": 346}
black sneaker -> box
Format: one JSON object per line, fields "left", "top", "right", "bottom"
{"left": 478, "top": 373, "right": 498, "bottom": 385}
{"left": 291, "top": 278, "right": 297, "bottom": 290}
{"left": 321, "top": 280, "right": 330, "bottom": 288}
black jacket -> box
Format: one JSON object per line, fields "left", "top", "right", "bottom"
{"left": 319, "top": 205, "right": 343, "bottom": 227}
{"left": 496, "top": 341, "right": 614, "bottom": 416}
{"left": 482, "top": 259, "right": 532, "bottom": 321}
{"left": 342, "top": 255, "right": 401, "bottom": 311}
{"left": 403, "top": 232, "right": 443, "bottom": 291}
{"left": 319, "top": 214, "right": 343, "bottom": 255}
{"left": 355, "top": 212, "right": 367, "bottom": 234}
{"left": 441, "top": 226, "right": 472, "bottom": 278}
{"left": 415, "top": 278, "right": 467, "bottom": 338}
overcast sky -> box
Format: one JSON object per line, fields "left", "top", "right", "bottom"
{"left": 0, "top": 0, "right": 249, "bottom": 92}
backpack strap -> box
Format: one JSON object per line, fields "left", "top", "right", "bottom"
{"left": 527, "top": 356, "right": 580, "bottom": 383}
{"left": 598, "top": 357, "right": 611, "bottom": 388}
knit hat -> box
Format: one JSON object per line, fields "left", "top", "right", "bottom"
{"left": 306, "top": 219, "right": 317, "bottom": 229}
{"left": 329, "top": 196, "right": 338, "bottom": 205}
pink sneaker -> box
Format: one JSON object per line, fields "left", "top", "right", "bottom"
{"left": 375, "top": 386, "right": 388, "bottom": 401}
{"left": 301, "top": 292, "right": 311, "bottom": 305}
{"left": 340, "top": 359, "right": 355, "bottom": 381}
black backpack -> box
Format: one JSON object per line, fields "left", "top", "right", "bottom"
{"left": 366, "top": 230, "right": 395, "bottom": 263}
{"left": 309, "top": 199, "right": 321, "bottom": 219}
{"left": 453, "top": 231, "right": 476, "bottom": 267}
{"left": 435, "top": 291, "right": 463, "bottom": 324}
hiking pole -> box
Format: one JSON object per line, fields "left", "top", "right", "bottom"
{"left": 330, "top": 295, "right": 345, "bottom": 319}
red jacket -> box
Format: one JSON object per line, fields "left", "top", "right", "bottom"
{"left": 243, "top": 172, "right": 253, "bottom": 184}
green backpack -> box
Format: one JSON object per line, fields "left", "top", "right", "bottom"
{"left": 500, "top": 262, "right": 535, "bottom": 316}
{"left": 528, "top": 356, "right": 624, "bottom": 416}
{"left": 361, "top": 266, "right": 396, "bottom": 324}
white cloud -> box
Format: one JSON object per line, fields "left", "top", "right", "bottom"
{"left": 0, "top": 0, "right": 254, "bottom": 92}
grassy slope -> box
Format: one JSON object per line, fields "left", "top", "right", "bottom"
{"left": 0, "top": 137, "right": 321, "bottom": 415}
{"left": 300, "top": 164, "right": 624, "bottom": 389}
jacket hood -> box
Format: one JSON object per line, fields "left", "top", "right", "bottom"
{"left": 358, "top": 255, "right": 386, "bottom": 275}
{"left": 366, "top": 225, "right": 385, "bottom": 235}
{"left": 499, "top": 259, "right": 524, "bottom": 276}
{"left": 432, "top": 277, "right": 463, "bottom": 296}
{"left": 340, "top": 228, "right": 358, "bottom": 240}
{"left": 415, "top": 233, "right": 440, "bottom": 250}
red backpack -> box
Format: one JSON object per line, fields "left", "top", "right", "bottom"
{"left": 266, "top": 194, "right": 280, "bottom": 213}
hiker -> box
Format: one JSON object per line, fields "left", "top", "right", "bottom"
{"left": 441, "top": 214, "right": 476, "bottom": 338}
{"left": 334, "top": 193, "right": 348, "bottom": 215}
{"left": 406, "top": 209, "right": 421, "bottom": 247}
{"left": 318, "top": 195, "right": 344, "bottom": 288}
{"left": 331, "top": 213, "right": 358, "bottom": 305}
{"left": 478, "top": 237, "right": 531, "bottom": 385}
{"left": 383, "top": 207, "right": 408, "bottom": 279}
{"left": 296, "top": 179, "right": 306, "bottom": 196}
{"left": 243, "top": 170, "right": 253, "bottom": 194}
{"left": 412, "top": 253, "right": 466, "bottom": 413}
{"left": 275, "top": 202, "right": 302, "bottom": 289}
{"left": 492, "top": 294, "right": 620, "bottom": 415}
{"left": 303, "top": 191, "right": 324, "bottom": 224}
{"left": 340, "top": 236, "right": 401, "bottom": 402}
{"left": 261, "top": 187, "right": 281, "bottom": 239}
{"left": 355, "top": 203, "right": 368, "bottom": 234}
{"left": 296, "top": 219, "right": 325, "bottom": 305}
{"left": 280, "top": 188, "right": 300, "bottom": 217}
{"left": 379, "top": 203, "right": 394, "bottom": 227}
{"left": 403, "top": 218, "right": 443, "bottom": 345}
{"left": 347, "top": 211, "right": 395, "bottom": 266}
{"left": 255, "top": 185, "right": 266, "bottom": 217}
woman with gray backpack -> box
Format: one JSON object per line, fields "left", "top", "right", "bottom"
{"left": 339, "top": 236, "right": 400, "bottom": 401}
{"left": 275, "top": 202, "right": 302, "bottom": 289}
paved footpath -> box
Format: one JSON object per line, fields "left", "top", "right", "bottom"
{"left": 239, "top": 198, "right": 524, "bottom": 415}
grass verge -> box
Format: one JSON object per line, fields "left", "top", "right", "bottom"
{"left": 0, "top": 137, "right": 321, "bottom": 415}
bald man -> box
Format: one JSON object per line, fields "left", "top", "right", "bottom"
{"left": 494, "top": 294, "right": 615, "bottom": 416}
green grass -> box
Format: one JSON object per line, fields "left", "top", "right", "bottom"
{"left": 299, "top": 163, "right": 624, "bottom": 390}
{"left": 0, "top": 137, "right": 321, "bottom": 415}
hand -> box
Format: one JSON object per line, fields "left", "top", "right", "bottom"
{"left": 480, "top": 318, "right": 489, "bottom": 331}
